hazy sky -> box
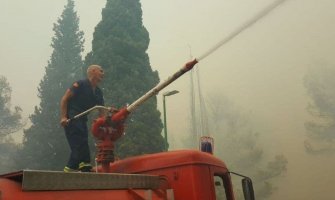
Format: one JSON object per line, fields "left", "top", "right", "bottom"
{"left": 1, "top": 0, "right": 335, "bottom": 199}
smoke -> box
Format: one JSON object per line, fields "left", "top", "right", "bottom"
{"left": 0, "top": 0, "right": 335, "bottom": 199}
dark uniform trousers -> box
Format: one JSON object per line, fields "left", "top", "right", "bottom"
{"left": 64, "top": 119, "right": 91, "bottom": 170}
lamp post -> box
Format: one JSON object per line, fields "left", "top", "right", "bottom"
{"left": 162, "top": 90, "right": 179, "bottom": 151}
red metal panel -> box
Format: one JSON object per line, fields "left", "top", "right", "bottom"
{"left": 0, "top": 178, "right": 165, "bottom": 200}
{"left": 107, "top": 150, "right": 227, "bottom": 174}
{"left": 0, "top": 150, "right": 231, "bottom": 200}
{"left": 106, "top": 150, "right": 229, "bottom": 200}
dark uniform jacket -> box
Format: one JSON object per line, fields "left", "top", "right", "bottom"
{"left": 67, "top": 79, "right": 104, "bottom": 121}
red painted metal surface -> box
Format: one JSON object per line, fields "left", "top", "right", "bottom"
{"left": 0, "top": 180, "right": 164, "bottom": 200}
{"left": 0, "top": 150, "right": 234, "bottom": 200}
{"left": 107, "top": 150, "right": 227, "bottom": 173}
{"left": 105, "top": 150, "right": 234, "bottom": 200}
{"left": 91, "top": 115, "right": 125, "bottom": 172}
{"left": 0, "top": 174, "right": 165, "bottom": 200}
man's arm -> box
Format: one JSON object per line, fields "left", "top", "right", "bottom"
{"left": 60, "top": 89, "right": 73, "bottom": 127}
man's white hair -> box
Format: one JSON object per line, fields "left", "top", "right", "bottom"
{"left": 87, "top": 65, "right": 102, "bottom": 77}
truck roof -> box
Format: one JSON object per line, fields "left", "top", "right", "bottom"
{"left": 0, "top": 150, "right": 228, "bottom": 181}
{"left": 108, "top": 149, "right": 228, "bottom": 173}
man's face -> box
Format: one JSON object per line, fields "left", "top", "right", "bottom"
{"left": 93, "top": 67, "right": 104, "bottom": 82}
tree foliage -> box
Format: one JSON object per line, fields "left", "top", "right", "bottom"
{"left": 85, "top": 0, "right": 164, "bottom": 158}
{"left": 0, "top": 76, "right": 23, "bottom": 135}
{"left": 303, "top": 65, "right": 335, "bottom": 154}
{"left": 0, "top": 75, "right": 22, "bottom": 173}
{"left": 16, "top": 0, "right": 84, "bottom": 170}
{"left": 207, "top": 95, "right": 287, "bottom": 200}
{"left": 0, "top": 134, "right": 18, "bottom": 174}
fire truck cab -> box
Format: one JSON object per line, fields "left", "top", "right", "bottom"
{"left": 0, "top": 149, "right": 254, "bottom": 200}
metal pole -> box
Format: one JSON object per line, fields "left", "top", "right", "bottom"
{"left": 163, "top": 95, "right": 168, "bottom": 151}
{"left": 162, "top": 90, "right": 179, "bottom": 151}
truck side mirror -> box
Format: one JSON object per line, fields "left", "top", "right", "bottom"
{"left": 242, "top": 177, "right": 255, "bottom": 200}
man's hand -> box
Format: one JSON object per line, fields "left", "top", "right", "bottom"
{"left": 110, "top": 106, "right": 119, "bottom": 114}
{"left": 60, "top": 117, "right": 69, "bottom": 127}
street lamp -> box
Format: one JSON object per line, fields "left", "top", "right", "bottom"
{"left": 162, "top": 90, "right": 179, "bottom": 151}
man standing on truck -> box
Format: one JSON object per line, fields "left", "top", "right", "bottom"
{"left": 60, "top": 65, "right": 105, "bottom": 172}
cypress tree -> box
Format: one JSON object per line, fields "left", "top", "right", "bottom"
{"left": 85, "top": 0, "right": 164, "bottom": 158}
{"left": 17, "top": 0, "right": 84, "bottom": 170}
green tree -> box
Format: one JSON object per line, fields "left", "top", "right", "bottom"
{"left": 207, "top": 95, "right": 287, "bottom": 200}
{"left": 0, "top": 75, "right": 23, "bottom": 135}
{"left": 303, "top": 65, "right": 335, "bottom": 154}
{"left": 85, "top": 0, "right": 164, "bottom": 158}
{"left": 0, "top": 135, "right": 18, "bottom": 174}
{"left": 16, "top": 0, "right": 84, "bottom": 170}
{"left": 0, "top": 75, "right": 22, "bottom": 173}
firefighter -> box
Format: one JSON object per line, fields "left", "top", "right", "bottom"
{"left": 60, "top": 65, "right": 105, "bottom": 172}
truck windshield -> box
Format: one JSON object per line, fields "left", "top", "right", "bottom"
{"left": 214, "top": 175, "right": 228, "bottom": 200}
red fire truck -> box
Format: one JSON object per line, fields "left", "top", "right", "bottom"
{"left": 0, "top": 149, "right": 254, "bottom": 200}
